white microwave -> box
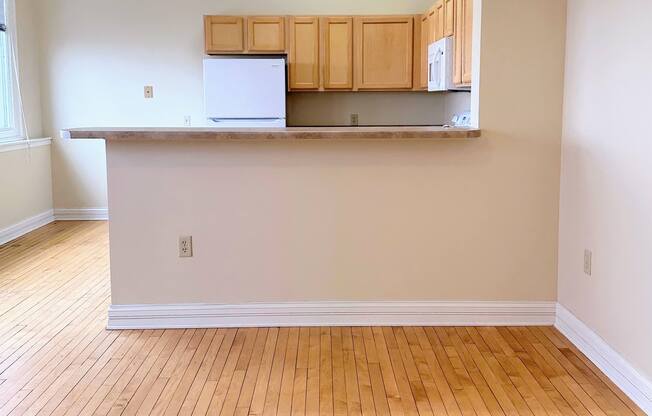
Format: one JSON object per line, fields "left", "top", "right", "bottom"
{"left": 428, "top": 37, "right": 469, "bottom": 92}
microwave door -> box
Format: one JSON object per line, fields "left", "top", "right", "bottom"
{"left": 429, "top": 48, "right": 445, "bottom": 91}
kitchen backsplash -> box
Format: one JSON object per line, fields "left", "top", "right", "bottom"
{"left": 287, "top": 91, "right": 470, "bottom": 126}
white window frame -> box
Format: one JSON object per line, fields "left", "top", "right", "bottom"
{"left": 0, "top": 0, "right": 24, "bottom": 142}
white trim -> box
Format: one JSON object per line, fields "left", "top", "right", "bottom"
{"left": 54, "top": 208, "right": 108, "bottom": 221}
{"left": 0, "top": 209, "right": 55, "bottom": 245}
{"left": 107, "top": 301, "right": 557, "bottom": 330}
{"left": 1, "top": 0, "right": 24, "bottom": 141}
{"left": 555, "top": 304, "right": 652, "bottom": 414}
{"left": 0, "top": 137, "right": 51, "bottom": 153}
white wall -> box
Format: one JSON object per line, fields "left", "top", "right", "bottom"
{"left": 15, "top": 0, "right": 42, "bottom": 137}
{"left": 0, "top": 145, "right": 53, "bottom": 232}
{"left": 0, "top": 0, "right": 52, "bottom": 234}
{"left": 558, "top": 0, "right": 652, "bottom": 383}
{"left": 35, "top": 0, "right": 454, "bottom": 211}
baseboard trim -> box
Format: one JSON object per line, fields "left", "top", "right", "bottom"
{"left": 54, "top": 208, "right": 108, "bottom": 221}
{"left": 0, "top": 210, "right": 55, "bottom": 245}
{"left": 555, "top": 304, "right": 652, "bottom": 414}
{"left": 108, "top": 301, "right": 557, "bottom": 330}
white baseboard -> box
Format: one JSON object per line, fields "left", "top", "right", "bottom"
{"left": 54, "top": 208, "right": 108, "bottom": 221}
{"left": 0, "top": 210, "right": 55, "bottom": 245}
{"left": 108, "top": 301, "right": 556, "bottom": 330}
{"left": 555, "top": 304, "right": 652, "bottom": 414}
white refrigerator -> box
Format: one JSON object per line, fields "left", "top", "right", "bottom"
{"left": 203, "top": 57, "right": 287, "bottom": 128}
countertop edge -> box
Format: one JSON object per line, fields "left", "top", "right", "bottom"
{"left": 64, "top": 127, "right": 481, "bottom": 141}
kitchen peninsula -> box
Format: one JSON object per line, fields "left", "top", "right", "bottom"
{"left": 66, "top": 126, "right": 481, "bottom": 329}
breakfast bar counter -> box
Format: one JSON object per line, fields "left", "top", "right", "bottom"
{"left": 65, "top": 126, "right": 481, "bottom": 141}
{"left": 65, "top": 124, "right": 486, "bottom": 329}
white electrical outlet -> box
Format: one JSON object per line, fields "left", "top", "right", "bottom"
{"left": 144, "top": 85, "right": 154, "bottom": 99}
{"left": 350, "top": 113, "right": 359, "bottom": 126}
{"left": 179, "top": 236, "right": 193, "bottom": 258}
{"left": 184, "top": 116, "right": 191, "bottom": 127}
{"left": 584, "top": 249, "right": 592, "bottom": 276}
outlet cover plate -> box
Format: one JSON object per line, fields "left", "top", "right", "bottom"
{"left": 179, "top": 236, "right": 193, "bottom": 258}
{"left": 584, "top": 249, "right": 592, "bottom": 276}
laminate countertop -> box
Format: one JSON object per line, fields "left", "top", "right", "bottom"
{"left": 63, "top": 126, "right": 481, "bottom": 141}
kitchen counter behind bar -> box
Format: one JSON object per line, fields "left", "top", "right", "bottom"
{"left": 65, "top": 126, "right": 481, "bottom": 141}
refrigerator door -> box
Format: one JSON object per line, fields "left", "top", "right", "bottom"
{"left": 204, "top": 57, "right": 287, "bottom": 121}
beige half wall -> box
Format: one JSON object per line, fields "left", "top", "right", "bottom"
{"left": 105, "top": 0, "right": 567, "bottom": 306}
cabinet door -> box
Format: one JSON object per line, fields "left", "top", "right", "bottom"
{"left": 354, "top": 16, "right": 414, "bottom": 90}
{"left": 322, "top": 17, "right": 353, "bottom": 90}
{"left": 418, "top": 13, "right": 432, "bottom": 89}
{"left": 204, "top": 16, "right": 245, "bottom": 53}
{"left": 444, "top": 0, "right": 455, "bottom": 37}
{"left": 462, "top": 0, "right": 473, "bottom": 84}
{"left": 435, "top": 1, "right": 445, "bottom": 40}
{"left": 414, "top": 13, "right": 430, "bottom": 89}
{"left": 289, "top": 17, "right": 320, "bottom": 90}
{"left": 247, "top": 17, "right": 286, "bottom": 52}
{"left": 453, "top": 0, "right": 464, "bottom": 85}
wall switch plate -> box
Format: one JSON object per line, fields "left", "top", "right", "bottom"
{"left": 179, "top": 236, "right": 193, "bottom": 258}
{"left": 584, "top": 249, "right": 592, "bottom": 276}
{"left": 144, "top": 86, "right": 154, "bottom": 99}
{"left": 350, "top": 113, "right": 359, "bottom": 126}
{"left": 184, "top": 116, "right": 191, "bottom": 127}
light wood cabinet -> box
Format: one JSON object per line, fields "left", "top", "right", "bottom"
{"left": 247, "top": 17, "right": 286, "bottom": 52}
{"left": 453, "top": 0, "right": 473, "bottom": 86}
{"left": 354, "top": 16, "right": 414, "bottom": 90}
{"left": 322, "top": 17, "right": 353, "bottom": 90}
{"left": 204, "top": 9, "right": 464, "bottom": 92}
{"left": 289, "top": 17, "right": 320, "bottom": 90}
{"left": 430, "top": 2, "right": 445, "bottom": 41}
{"left": 417, "top": 12, "right": 434, "bottom": 89}
{"left": 462, "top": 0, "right": 473, "bottom": 84}
{"left": 204, "top": 16, "right": 245, "bottom": 53}
{"left": 444, "top": 0, "right": 455, "bottom": 37}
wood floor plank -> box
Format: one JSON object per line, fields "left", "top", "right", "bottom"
{"left": 0, "top": 222, "right": 644, "bottom": 416}
{"left": 248, "top": 328, "right": 278, "bottom": 416}
{"left": 342, "top": 328, "right": 362, "bottom": 416}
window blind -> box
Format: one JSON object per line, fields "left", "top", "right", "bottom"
{"left": 0, "top": 0, "right": 5, "bottom": 32}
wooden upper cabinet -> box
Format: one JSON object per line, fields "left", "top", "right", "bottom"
{"left": 247, "top": 17, "right": 286, "bottom": 52}
{"left": 354, "top": 16, "right": 414, "bottom": 90}
{"left": 444, "top": 0, "right": 455, "bottom": 37}
{"left": 204, "top": 16, "right": 245, "bottom": 53}
{"left": 453, "top": 0, "right": 473, "bottom": 86}
{"left": 462, "top": 0, "right": 473, "bottom": 84}
{"left": 417, "top": 13, "right": 432, "bottom": 89}
{"left": 289, "top": 17, "right": 320, "bottom": 90}
{"left": 322, "top": 17, "right": 354, "bottom": 90}
{"left": 435, "top": 1, "right": 445, "bottom": 40}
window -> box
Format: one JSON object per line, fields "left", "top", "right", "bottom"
{"left": 0, "top": 0, "right": 21, "bottom": 141}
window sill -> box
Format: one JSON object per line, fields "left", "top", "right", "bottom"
{"left": 0, "top": 138, "right": 52, "bottom": 153}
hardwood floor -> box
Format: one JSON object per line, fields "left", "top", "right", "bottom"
{"left": 0, "top": 221, "right": 644, "bottom": 416}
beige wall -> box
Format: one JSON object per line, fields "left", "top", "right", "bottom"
{"left": 16, "top": 0, "right": 43, "bottom": 137}
{"left": 35, "top": 0, "right": 454, "bottom": 211}
{"left": 107, "top": 0, "right": 567, "bottom": 306}
{"left": 558, "top": 0, "right": 652, "bottom": 381}
{"left": 0, "top": 0, "right": 52, "bottom": 233}
{"left": 0, "top": 145, "right": 53, "bottom": 231}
